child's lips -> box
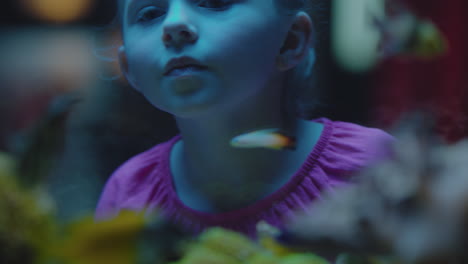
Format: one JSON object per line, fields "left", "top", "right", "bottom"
{"left": 166, "top": 65, "right": 207, "bottom": 77}
{"left": 164, "top": 56, "right": 207, "bottom": 76}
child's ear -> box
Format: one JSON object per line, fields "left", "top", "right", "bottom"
{"left": 118, "top": 46, "right": 139, "bottom": 89}
{"left": 276, "top": 12, "right": 315, "bottom": 71}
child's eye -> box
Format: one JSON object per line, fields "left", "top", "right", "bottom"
{"left": 136, "top": 6, "right": 165, "bottom": 23}
{"left": 197, "top": 0, "right": 234, "bottom": 10}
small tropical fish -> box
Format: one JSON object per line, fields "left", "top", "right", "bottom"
{"left": 407, "top": 20, "right": 448, "bottom": 59}
{"left": 230, "top": 128, "right": 296, "bottom": 150}
{"left": 372, "top": 0, "right": 447, "bottom": 60}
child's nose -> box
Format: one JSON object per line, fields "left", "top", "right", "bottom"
{"left": 162, "top": 24, "right": 198, "bottom": 47}
{"left": 162, "top": 1, "right": 198, "bottom": 48}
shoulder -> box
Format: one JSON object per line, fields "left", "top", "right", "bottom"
{"left": 95, "top": 136, "right": 180, "bottom": 220}
{"left": 313, "top": 118, "right": 395, "bottom": 174}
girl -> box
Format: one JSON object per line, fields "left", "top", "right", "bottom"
{"left": 96, "top": 0, "right": 394, "bottom": 237}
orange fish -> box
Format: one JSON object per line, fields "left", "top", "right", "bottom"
{"left": 230, "top": 129, "right": 296, "bottom": 150}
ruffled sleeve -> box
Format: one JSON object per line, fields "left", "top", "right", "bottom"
{"left": 95, "top": 137, "right": 179, "bottom": 220}
{"left": 313, "top": 118, "right": 395, "bottom": 187}
{"left": 95, "top": 170, "right": 120, "bottom": 220}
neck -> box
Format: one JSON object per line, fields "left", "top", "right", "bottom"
{"left": 170, "top": 105, "right": 321, "bottom": 212}
{"left": 169, "top": 77, "right": 322, "bottom": 212}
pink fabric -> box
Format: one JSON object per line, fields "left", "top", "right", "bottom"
{"left": 96, "top": 118, "right": 394, "bottom": 237}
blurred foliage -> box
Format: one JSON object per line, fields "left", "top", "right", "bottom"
{"left": 281, "top": 114, "right": 468, "bottom": 264}
{"left": 0, "top": 153, "right": 57, "bottom": 264}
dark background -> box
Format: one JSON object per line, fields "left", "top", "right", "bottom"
{"left": 0, "top": 0, "right": 372, "bottom": 124}
{"left": 0, "top": 0, "right": 116, "bottom": 26}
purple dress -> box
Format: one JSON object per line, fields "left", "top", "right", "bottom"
{"left": 96, "top": 118, "right": 394, "bottom": 237}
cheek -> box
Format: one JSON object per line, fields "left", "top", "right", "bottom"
{"left": 126, "top": 47, "right": 160, "bottom": 89}
{"left": 207, "top": 25, "right": 283, "bottom": 90}
{"left": 208, "top": 19, "right": 284, "bottom": 70}
{"left": 127, "top": 45, "right": 152, "bottom": 74}
{"left": 125, "top": 42, "right": 167, "bottom": 106}
{"left": 125, "top": 33, "right": 162, "bottom": 74}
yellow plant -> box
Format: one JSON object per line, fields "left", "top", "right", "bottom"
{"left": 0, "top": 152, "right": 57, "bottom": 264}
{"left": 55, "top": 211, "right": 147, "bottom": 264}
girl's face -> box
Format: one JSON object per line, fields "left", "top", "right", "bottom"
{"left": 121, "top": 0, "right": 290, "bottom": 117}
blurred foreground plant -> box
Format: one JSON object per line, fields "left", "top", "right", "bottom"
{"left": 0, "top": 152, "right": 57, "bottom": 264}
{"left": 280, "top": 115, "right": 468, "bottom": 264}
{"left": 171, "top": 227, "right": 328, "bottom": 264}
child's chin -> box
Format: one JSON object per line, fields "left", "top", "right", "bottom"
{"left": 166, "top": 96, "right": 218, "bottom": 119}
{"left": 170, "top": 77, "right": 204, "bottom": 96}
